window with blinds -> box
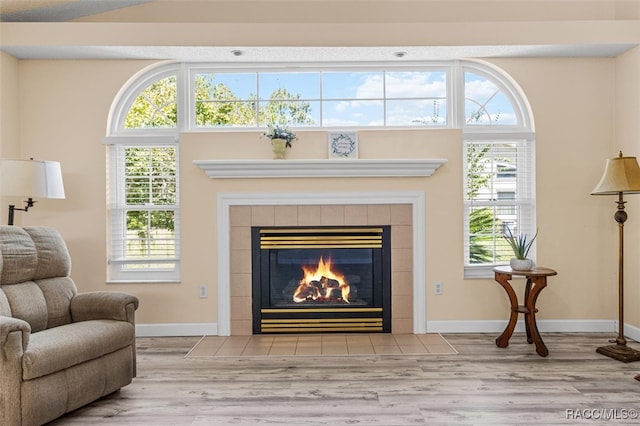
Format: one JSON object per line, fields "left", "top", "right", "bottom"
{"left": 107, "top": 143, "right": 180, "bottom": 282}
{"left": 463, "top": 139, "right": 535, "bottom": 277}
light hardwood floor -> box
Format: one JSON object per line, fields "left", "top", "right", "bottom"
{"left": 50, "top": 333, "right": 640, "bottom": 425}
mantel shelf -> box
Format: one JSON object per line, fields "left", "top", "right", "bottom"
{"left": 193, "top": 158, "right": 448, "bottom": 179}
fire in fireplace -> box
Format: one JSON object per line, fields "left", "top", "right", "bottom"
{"left": 252, "top": 226, "right": 391, "bottom": 333}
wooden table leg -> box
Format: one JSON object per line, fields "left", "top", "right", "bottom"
{"left": 494, "top": 272, "right": 519, "bottom": 348}
{"left": 524, "top": 276, "right": 548, "bottom": 357}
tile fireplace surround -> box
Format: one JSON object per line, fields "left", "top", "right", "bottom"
{"left": 230, "top": 203, "right": 413, "bottom": 335}
{"left": 215, "top": 191, "right": 429, "bottom": 336}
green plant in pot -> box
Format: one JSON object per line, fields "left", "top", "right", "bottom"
{"left": 504, "top": 227, "right": 538, "bottom": 270}
{"left": 264, "top": 124, "right": 297, "bottom": 159}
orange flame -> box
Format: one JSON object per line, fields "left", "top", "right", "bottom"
{"left": 293, "top": 257, "right": 350, "bottom": 303}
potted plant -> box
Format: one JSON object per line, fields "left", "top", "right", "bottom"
{"left": 264, "top": 124, "right": 297, "bottom": 159}
{"left": 504, "top": 227, "right": 538, "bottom": 270}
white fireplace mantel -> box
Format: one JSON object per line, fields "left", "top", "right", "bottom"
{"left": 194, "top": 158, "right": 447, "bottom": 179}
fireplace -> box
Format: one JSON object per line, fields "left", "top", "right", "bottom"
{"left": 252, "top": 226, "right": 392, "bottom": 333}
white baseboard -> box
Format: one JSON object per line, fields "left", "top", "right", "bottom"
{"left": 427, "top": 319, "right": 640, "bottom": 339}
{"left": 134, "top": 320, "right": 640, "bottom": 341}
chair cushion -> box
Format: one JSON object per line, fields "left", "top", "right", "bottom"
{"left": 22, "top": 320, "right": 135, "bottom": 380}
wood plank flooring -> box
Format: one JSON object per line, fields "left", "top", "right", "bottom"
{"left": 49, "top": 333, "right": 640, "bottom": 425}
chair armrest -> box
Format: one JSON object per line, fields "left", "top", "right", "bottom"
{"left": 1, "top": 316, "right": 30, "bottom": 426}
{"left": 0, "top": 315, "right": 31, "bottom": 352}
{"left": 70, "top": 291, "right": 139, "bottom": 324}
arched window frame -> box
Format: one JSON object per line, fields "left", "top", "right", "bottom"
{"left": 105, "top": 60, "right": 534, "bottom": 282}
{"left": 459, "top": 61, "right": 536, "bottom": 278}
{"left": 104, "top": 62, "right": 182, "bottom": 283}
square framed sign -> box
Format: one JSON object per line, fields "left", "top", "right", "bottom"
{"left": 328, "top": 132, "right": 358, "bottom": 159}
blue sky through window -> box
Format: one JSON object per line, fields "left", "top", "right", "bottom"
{"left": 192, "top": 69, "right": 516, "bottom": 128}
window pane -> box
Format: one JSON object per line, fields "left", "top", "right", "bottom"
{"left": 386, "top": 99, "right": 447, "bottom": 126}
{"left": 322, "top": 100, "right": 384, "bottom": 126}
{"left": 196, "top": 73, "right": 256, "bottom": 100}
{"left": 322, "top": 72, "right": 383, "bottom": 99}
{"left": 259, "top": 72, "right": 320, "bottom": 99}
{"left": 124, "top": 147, "right": 176, "bottom": 205}
{"left": 258, "top": 100, "right": 319, "bottom": 126}
{"left": 125, "top": 76, "right": 177, "bottom": 129}
{"left": 385, "top": 71, "right": 447, "bottom": 98}
{"left": 194, "top": 73, "right": 257, "bottom": 127}
{"left": 125, "top": 210, "right": 176, "bottom": 260}
{"left": 465, "top": 72, "right": 517, "bottom": 126}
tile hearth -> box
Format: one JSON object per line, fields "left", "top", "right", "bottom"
{"left": 186, "top": 333, "right": 456, "bottom": 357}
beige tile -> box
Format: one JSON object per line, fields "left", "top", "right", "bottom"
{"left": 399, "top": 344, "right": 429, "bottom": 354}
{"left": 230, "top": 296, "right": 252, "bottom": 320}
{"left": 393, "top": 334, "right": 422, "bottom": 345}
{"left": 392, "top": 295, "right": 413, "bottom": 319}
{"left": 230, "top": 273, "right": 251, "bottom": 297}
{"left": 344, "top": 205, "right": 368, "bottom": 225}
{"left": 297, "top": 205, "right": 322, "bottom": 225}
{"left": 273, "top": 335, "right": 299, "bottom": 343}
{"left": 390, "top": 204, "right": 412, "bottom": 225}
{"left": 392, "top": 271, "right": 412, "bottom": 296}
{"left": 392, "top": 318, "right": 413, "bottom": 334}
{"left": 391, "top": 248, "right": 412, "bottom": 272}
{"left": 367, "top": 205, "right": 391, "bottom": 224}
{"left": 320, "top": 205, "right": 345, "bottom": 225}
{"left": 369, "top": 334, "right": 398, "bottom": 345}
{"left": 230, "top": 249, "right": 251, "bottom": 274}
{"left": 373, "top": 345, "right": 402, "bottom": 354}
{"left": 269, "top": 342, "right": 297, "bottom": 355}
{"left": 322, "top": 335, "right": 347, "bottom": 343}
{"left": 185, "top": 334, "right": 458, "bottom": 358}
{"left": 230, "top": 226, "right": 251, "bottom": 250}
{"left": 418, "top": 333, "right": 447, "bottom": 345}
{"left": 391, "top": 225, "right": 413, "bottom": 249}
{"left": 230, "top": 206, "right": 251, "bottom": 226}
{"left": 274, "top": 205, "right": 298, "bottom": 226}
{"left": 251, "top": 206, "right": 275, "bottom": 226}
{"left": 242, "top": 345, "right": 271, "bottom": 356}
{"left": 230, "top": 319, "right": 253, "bottom": 335}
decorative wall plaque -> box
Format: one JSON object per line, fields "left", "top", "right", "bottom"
{"left": 328, "top": 132, "right": 358, "bottom": 159}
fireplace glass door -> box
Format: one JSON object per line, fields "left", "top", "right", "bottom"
{"left": 252, "top": 226, "right": 391, "bottom": 334}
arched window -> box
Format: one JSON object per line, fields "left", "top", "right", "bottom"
{"left": 104, "top": 63, "right": 181, "bottom": 282}
{"left": 462, "top": 62, "right": 535, "bottom": 278}
{"left": 105, "top": 60, "right": 534, "bottom": 282}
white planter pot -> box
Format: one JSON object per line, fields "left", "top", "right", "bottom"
{"left": 510, "top": 258, "right": 534, "bottom": 271}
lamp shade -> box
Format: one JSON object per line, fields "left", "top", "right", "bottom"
{"left": 0, "top": 159, "right": 65, "bottom": 199}
{"left": 591, "top": 152, "right": 640, "bottom": 195}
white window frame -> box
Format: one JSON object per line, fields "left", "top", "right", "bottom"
{"left": 103, "top": 136, "right": 180, "bottom": 283}
{"left": 460, "top": 61, "right": 536, "bottom": 278}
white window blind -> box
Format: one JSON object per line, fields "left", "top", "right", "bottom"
{"left": 106, "top": 139, "right": 180, "bottom": 282}
{"left": 463, "top": 138, "right": 535, "bottom": 278}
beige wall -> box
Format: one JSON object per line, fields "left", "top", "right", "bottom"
{"left": 616, "top": 46, "right": 640, "bottom": 328}
{"left": 3, "top": 52, "right": 639, "bottom": 330}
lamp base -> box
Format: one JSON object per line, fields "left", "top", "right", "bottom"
{"left": 596, "top": 344, "right": 640, "bottom": 363}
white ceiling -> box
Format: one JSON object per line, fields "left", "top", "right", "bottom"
{"left": 1, "top": 0, "right": 637, "bottom": 61}
{"left": 2, "top": 44, "right": 636, "bottom": 62}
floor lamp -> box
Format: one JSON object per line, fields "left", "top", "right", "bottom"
{"left": 591, "top": 151, "right": 640, "bottom": 362}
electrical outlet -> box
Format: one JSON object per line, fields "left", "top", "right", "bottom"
{"left": 199, "top": 284, "right": 208, "bottom": 298}
{"left": 434, "top": 281, "right": 443, "bottom": 295}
